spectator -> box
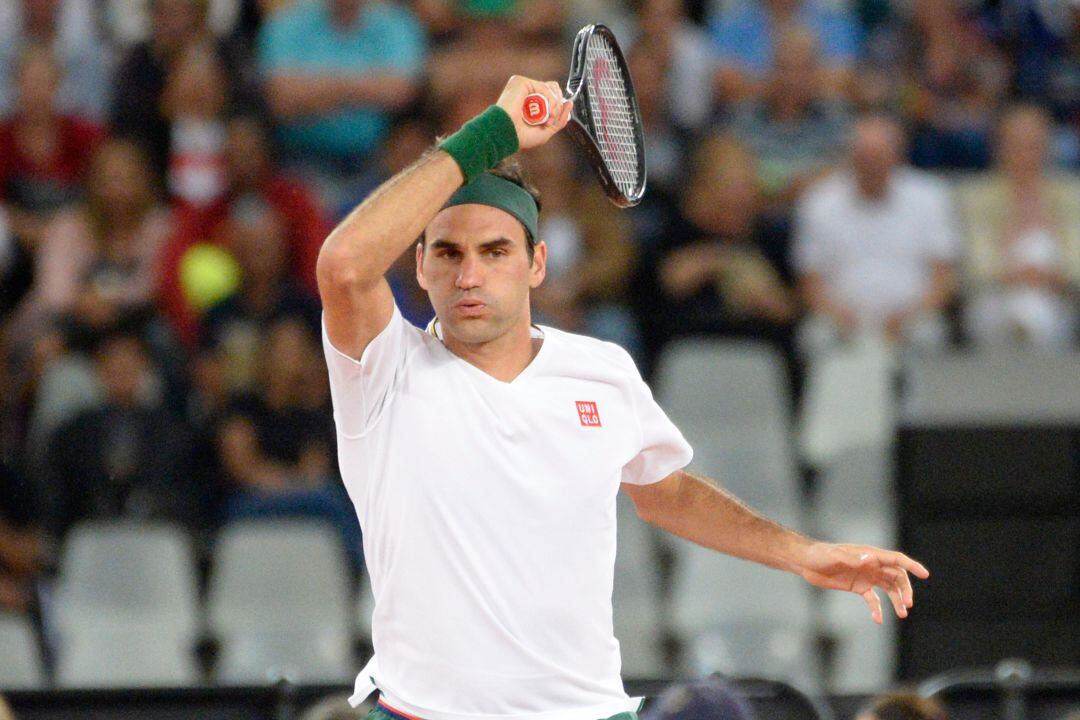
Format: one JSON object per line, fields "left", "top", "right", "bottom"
{"left": 8, "top": 139, "right": 171, "bottom": 351}
{"left": 201, "top": 197, "right": 321, "bottom": 392}
{"left": 161, "top": 42, "right": 231, "bottom": 209}
{"left": 43, "top": 329, "right": 193, "bottom": 539}
{"left": 0, "top": 0, "right": 110, "bottom": 122}
{"left": 0, "top": 693, "right": 13, "bottom": 720}
{"left": 641, "top": 676, "right": 756, "bottom": 720}
{"left": 626, "top": 35, "right": 689, "bottom": 199}
{"left": 162, "top": 114, "right": 330, "bottom": 346}
{"left": 794, "top": 114, "right": 958, "bottom": 351}
{"left": 901, "top": 0, "right": 1009, "bottom": 169}
{"left": 630, "top": 0, "right": 715, "bottom": 134}
{"left": 428, "top": 2, "right": 561, "bottom": 136}
{"left": 216, "top": 316, "right": 361, "bottom": 569}
{"left": 111, "top": 0, "right": 257, "bottom": 183}
{"left": 0, "top": 44, "right": 104, "bottom": 253}
{"left": 637, "top": 136, "right": 795, "bottom": 375}
{"left": 523, "top": 137, "right": 640, "bottom": 356}
{"left": 708, "top": 0, "right": 861, "bottom": 103}
{"left": 856, "top": 691, "right": 948, "bottom": 720}
{"left": 724, "top": 25, "right": 850, "bottom": 223}
{"left": 258, "top": 0, "right": 426, "bottom": 179}
{"left": 957, "top": 105, "right": 1080, "bottom": 349}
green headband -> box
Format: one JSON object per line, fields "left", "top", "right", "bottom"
{"left": 442, "top": 172, "right": 539, "bottom": 241}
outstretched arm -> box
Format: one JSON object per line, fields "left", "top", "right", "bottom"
{"left": 316, "top": 75, "right": 572, "bottom": 359}
{"left": 621, "top": 470, "right": 929, "bottom": 624}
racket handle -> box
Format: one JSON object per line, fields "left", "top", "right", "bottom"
{"left": 522, "top": 93, "right": 550, "bottom": 126}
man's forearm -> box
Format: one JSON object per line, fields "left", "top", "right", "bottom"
{"left": 317, "top": 149, "right": 463, "bottom": 290}
{"left": 628, "top": 470, "right": 812, "bottom": 575}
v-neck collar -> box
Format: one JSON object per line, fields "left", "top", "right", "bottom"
{"left": 427, "top": 317, "right": 548, "bottom": 386}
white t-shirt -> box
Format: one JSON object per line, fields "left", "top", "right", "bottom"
{"left": 322, "top": 307, "right": 693, "bottom": 720}
{"left": 794, "top": 168, "right": 959, "bottom": 323}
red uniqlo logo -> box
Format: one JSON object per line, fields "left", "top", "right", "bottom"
{"left": 576, "top": 401, "right": 601, "bottom": 427}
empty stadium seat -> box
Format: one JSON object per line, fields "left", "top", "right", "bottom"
{"left": 654, "top": 339, "right": 801, "bottom": 525}
{"left": 208, "top": 520, "right": 353, "bottom": 684}
{"left": 798, "top": 332, "right": 896, "bottom": 468}
{"left": 614, "top": 492, "right": 666, "bottom": 678}
{"left": 0, "top": 613, "right": 44, "bottom": 689}
{"left": 53, "top": 521, "right": 199, "bottom": 687}
{"left": 667, "top": 536, "right": 818, "bottom": 687}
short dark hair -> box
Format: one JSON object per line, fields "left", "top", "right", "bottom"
{"left": 422, "top": 154, "right": 542, "bottom": 261}
{"left": 861, "top": 693, "right": 948, "bottom": 720}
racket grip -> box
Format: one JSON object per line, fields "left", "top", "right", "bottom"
{"left": 522, "top": 93, "right": 550, "bottom": 126}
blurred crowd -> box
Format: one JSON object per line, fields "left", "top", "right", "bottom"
{"left": 2, "top": 0, "right": 1080, "bottom": 625}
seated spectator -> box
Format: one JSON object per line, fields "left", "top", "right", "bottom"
{"left": 9, "top": 140, "right": 171, "bottom": 351}
{"left": 111, "top": 0, "right": 258, "bottom": 183}
{"left": 794, "top": 114, "right": 958, "bottom": 351}
{"left": 428, "top": 1, "right": 562, "bottom": 136}
{"left": 724, "top": 25, "right": 850, "bottom": 224}
{"left": 216, "top": 316, "right": 361, "bottom": 569}
{"left": 902, "top": 0, "right": 1008, "bottom": 170}
{"left": 626, "top": 37, "right": 689, "bottom": 199}
{"left": 522, "top": 137, "right": 640, "bottom": 356}
{"left": 0, "top": 0, "right": 109, "bottom": 121}
{"left": 641, "top": 676, "right": 756, "bottom": 720}
{"left": 0, "top": 204, "right": 31, "bottom": 317}
{"left": 201, "top": 197, "right": 321, "bottom": 392}
{"left": 162, "top": 114, "right": 330, "bottom": 345}
{"left": 957, "top": 105, "right": 1080, "bottom": 349}
{"left": 629, "top": 0, "right": 715, "bottom": 134}
{"left": 0, "top": 44, "right": 104, "bottom": 252}
{"left": 708, "top": 0, "right": 861, "bottom": 103}
{"left": 258, "top": 0, "right": 426, "bottom": 175}
{"left": 43, "top": 328, "right": 194, "bottom": 539}
{"left": 856, "top": 691, "right": 948, "bottom": 720}
{"left": 161, "top": 42, "right": 231, "bottom": 210}
{"left": 636, "top": 136, "right": 795, "bottom": 375}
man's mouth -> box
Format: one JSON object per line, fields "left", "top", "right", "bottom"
{"left": 452, "top": 298, "right": 488, "bottom": 316}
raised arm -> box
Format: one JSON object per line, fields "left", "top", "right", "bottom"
{"left": 315, "top": 76, "right": 572, "bottom": 359}
{"left": 622, "top": 470, "right": 930, "bottom": 624}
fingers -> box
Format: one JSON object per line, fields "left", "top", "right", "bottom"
{"left": 862, "top": 588, "right": 883, "bottom": 625}
{"left": 883, "top": 550, "right": 930, "bottom": 579}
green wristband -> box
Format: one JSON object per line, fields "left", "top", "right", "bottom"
{"left": 439, "top": 105, "right": 519, "bottom": 183}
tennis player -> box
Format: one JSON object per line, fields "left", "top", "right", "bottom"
{"left": 317, "top": 76, "right": 929, "bottom": 720}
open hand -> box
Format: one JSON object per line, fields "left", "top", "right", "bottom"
{"left": 800, "top": 542, "right": 930, "bottom": 624}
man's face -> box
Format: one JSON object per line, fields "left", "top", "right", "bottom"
{"left": 417, "top": 204, "right": 546, "bottom": 346}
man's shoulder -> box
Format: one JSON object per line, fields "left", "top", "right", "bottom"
{"left": 893, "top": 167, "right": 951, "bottom": 204}
{"left": 539, "top": 326, "right": 641, "bottom": 378}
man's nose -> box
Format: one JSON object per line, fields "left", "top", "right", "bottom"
{"left": 456, "top": 253, "right": 483, "bottom": 289}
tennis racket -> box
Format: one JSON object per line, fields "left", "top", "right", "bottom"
{"left": 521, "top": 24, "right": 646, "bottom": 208}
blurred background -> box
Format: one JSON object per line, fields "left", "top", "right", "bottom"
{"left": 0, "top": 0, "right": 1078, "bottom": 718}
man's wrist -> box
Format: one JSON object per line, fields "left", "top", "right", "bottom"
{"left": 439, "top": 105, "right": 519, "bottom": 184}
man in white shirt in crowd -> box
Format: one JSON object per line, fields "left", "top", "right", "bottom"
{"left": 317, "top": 76, "right": 929, "bottom": 720}
{"left": 794, "top": 114, "right": 959, "bottom": 352}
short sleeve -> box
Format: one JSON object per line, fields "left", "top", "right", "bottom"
{"left": 620, "top": 357, "right": 694, "bottom": 486}
{"left": 321, "top": 305, "right": 423, "bottom": 439}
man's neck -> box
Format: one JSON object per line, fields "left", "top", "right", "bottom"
{"left": 439, "top": 317, "right": 541, "bottom": 383}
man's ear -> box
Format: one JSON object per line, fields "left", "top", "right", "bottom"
{"left": 529, "top": 240, "right": 547, "bottom": 289}
{"left": 415, "top": 241, "right": 428, "bottom": 290}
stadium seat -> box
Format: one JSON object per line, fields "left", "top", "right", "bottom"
{"left": 0, "top": 612, "right": 44, "bottom": 689}
{"left": 56, "top": 621, "right": 200, "bottom": 687}
{"left": 208, "top": 520, "right": 353, "bottom": 684}
{"left": 614, "top": 492, "right": 666, "bottom": 678}
{"left": 822, "top": 588, "right": 896, "bottom": 694}
{"left": 654, "top": 339, "right": 801, "bottom": 525}
{"left": 798, "top": 332, "right": 896, "bottom": 468}
{"left": 667, "top": 536, "right": 818, "bottom": 688}
{"left": 53, "top": 521, "right": 200, "bottom": 687}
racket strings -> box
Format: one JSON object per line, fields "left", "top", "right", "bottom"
{"left": 584, "top": 34, "right": 640, "bottom": 196}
